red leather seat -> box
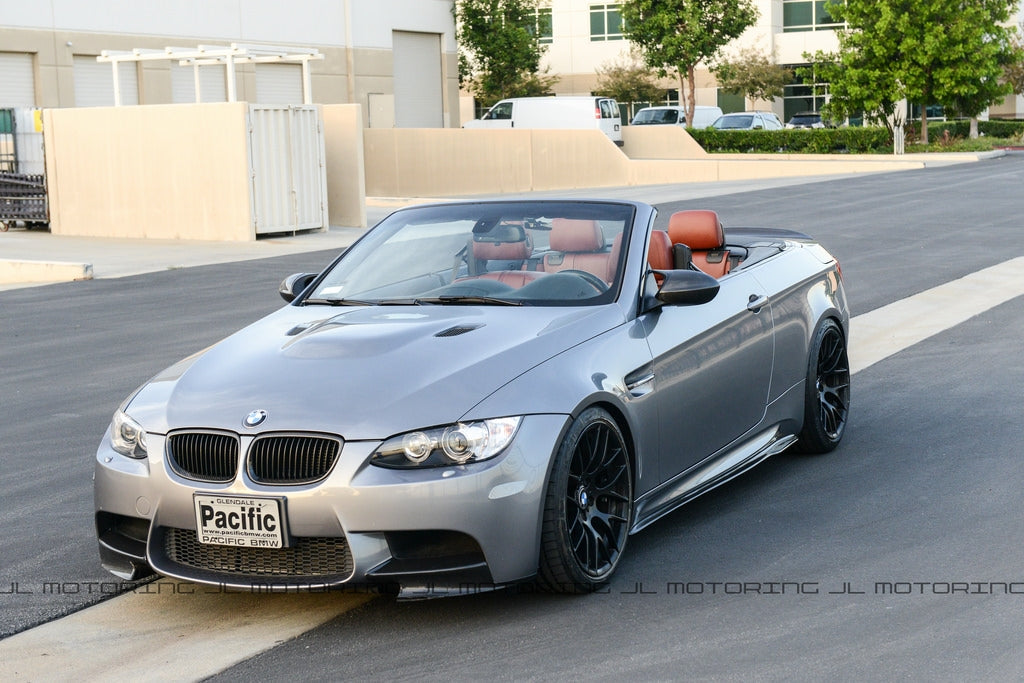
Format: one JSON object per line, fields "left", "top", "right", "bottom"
{"left": 466, "top": 236, "right": 543, "bottom": 288}
{"left": 667, "top": 210, "right": 730, "bottom": 278}
{"left": 647, "top": 230, "right": 673, "bottom": 271}
{"left": 543, "top": 219, "right": 613, "bottom": 282}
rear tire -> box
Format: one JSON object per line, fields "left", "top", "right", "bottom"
{"left": 537, "top": 407, "right": 632, "bottom": 593}
{"left": 795, "top": 318, "right": 850, "bottom": 454}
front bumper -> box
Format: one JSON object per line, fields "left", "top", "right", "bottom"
{"left": 94, "top": 414, "right": 568, "bottom": 593}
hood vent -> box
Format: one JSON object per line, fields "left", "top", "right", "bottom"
{"left": 435, "top": 324, "right": 483, "bottom": 338}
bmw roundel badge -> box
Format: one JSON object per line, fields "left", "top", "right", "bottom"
{"left": 243, "top": 409, "right": 268, "bottom": 428}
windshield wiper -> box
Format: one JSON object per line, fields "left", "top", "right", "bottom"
{"left": 301, "top": 297, "right": 377, "bottom": 306}
{"left": 415, "top": 295, "right": 524, "bottom": 306}
{"left": 303, "top": 296, "right": 523, "bottom": 307}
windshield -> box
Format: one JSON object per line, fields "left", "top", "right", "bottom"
{"left": 713, "top": 115, "right": 754, "bottom": 129}
{"left": 632, "top": 109, "right": 679, "bottom": 125}
{"left": 304, "top": 201, "right": 635, "bottom": 307}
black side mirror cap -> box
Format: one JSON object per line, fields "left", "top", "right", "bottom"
{"left": 653, "top": 269, "right": 720, "bottom": 306}
{"left": 279, "top": 272, "right": 318, "bottom": 303}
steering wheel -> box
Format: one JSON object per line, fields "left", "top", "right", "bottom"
{"left": 561, "top": 269, "right": 609, "bottom": 294}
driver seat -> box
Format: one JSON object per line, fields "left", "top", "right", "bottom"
{"left": 542, "top": 219, "right": 612, "bottom": 282}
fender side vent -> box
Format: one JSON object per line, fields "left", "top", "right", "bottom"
{"left": 435, "top": 324, "right": 483, "bottom": 338}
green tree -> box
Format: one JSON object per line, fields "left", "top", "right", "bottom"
{"left": 821, "top": 0, "right": 1018, "bottom": 144}
{"left": 620, "top": 0, "right": 759, "bottom": 127}
{"left": 594, "top": 50, "right": 666, "bottom": 111}
{"left": 712, "top": 47, "right": 793, "bottom": 105}
{"left": 1003, "top": 29, "right": 1024, "bottom": 97}
{"left": 454, "top": 0, "right": 558, "bottom": 107}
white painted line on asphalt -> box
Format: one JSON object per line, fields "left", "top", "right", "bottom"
{"left": 3, "top": 257, "right": 1024, "bottom": 682}
{"left": 848, "top": 256, "right": 1024, "bottom": 374}
{"left": 0, "top": 581, "right": 374, "bottom": 682}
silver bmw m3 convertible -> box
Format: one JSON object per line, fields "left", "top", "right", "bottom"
{"left": 95, "top": 200, "right": 850, "bottom": 597}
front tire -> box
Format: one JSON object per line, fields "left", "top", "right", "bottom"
{"left": 538, "top": 407, "right": 632, "bottom": 593}
{"left": 795, "top": 318, "right": 850, "bottom": 453}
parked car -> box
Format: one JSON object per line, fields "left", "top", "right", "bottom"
{"left": 786, "top": 112, "right": 827, "bottom": 129}
{"left": 630, "top": 105, "right": 723, "bottom": 129}
{"left": 94, "top": 199, "right": 850, "bottom": 597}
{"left": 463, "top": 96, "right": 623, "bottom": 146}
{"left": 711, "top": 111, "right": 784, "bottom": 131}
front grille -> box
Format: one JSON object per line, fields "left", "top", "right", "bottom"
{"left": 248, "top": 434, "right": 341, "bottom": 484}
{"left": 167, "top": 432, "right": 239, "bottom": 482}
{"left": 163, "top": 527, "right": 353, "bottom": 578}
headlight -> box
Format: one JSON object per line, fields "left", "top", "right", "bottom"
{"left": 110, "top": 410, "right": 148, "bottom": 459}
{"left": 371, "top": 417, "right": 522, "bottom": 468}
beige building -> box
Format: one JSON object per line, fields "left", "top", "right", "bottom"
{"left": 516, "top": 0, "right": 1024, "bottom": 122}
{"left": 0, "top": 0, "right": 461, "bottom": 128}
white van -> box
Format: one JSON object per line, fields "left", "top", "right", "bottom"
{"left": 630, "top": 105, "right": 723, "bottom": 129}
{"left": 464, "top": 96, "right": 623, "bottom": 146}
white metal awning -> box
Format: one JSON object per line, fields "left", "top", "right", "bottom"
{"left": 96, "top": 44, "right": 325, "bottom": 105}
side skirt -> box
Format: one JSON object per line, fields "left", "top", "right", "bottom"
{"left": 630, "top": 427, "right": 797, "bottom": 535}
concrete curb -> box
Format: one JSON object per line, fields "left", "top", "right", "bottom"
{"left": 0, "top": 259, "right": 93, "bottom": 284}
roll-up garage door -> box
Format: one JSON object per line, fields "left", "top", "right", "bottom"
{"left": 392, "top": 31, "right": 443, "bottom": 128}
{"left": 0, "top": 53, "right": 35, "bottom": 106}
{"left": 170, "top": 64, "right": 228, "bottom": 103}
{"left": 255, "top": 63, "right": 303, "bottom": 104}
{"left": 73, "top": 55, "right": 139, "bottom": 106}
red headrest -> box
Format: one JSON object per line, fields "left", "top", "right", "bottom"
{"left": 473, "top": 238, "right": 531, "bottom": 261}
{"left": 667, "top": 210, "right": 724, "bottom": 250}
{"left": 550, "top": 219, "right": 604, "bottom": 252}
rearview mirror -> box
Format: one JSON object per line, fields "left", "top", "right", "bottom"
{"left": 279, "top": 272, "right": 318, "bottom": 303}
{"left": 653, "top": 269, "right": 720, "bottom": 306}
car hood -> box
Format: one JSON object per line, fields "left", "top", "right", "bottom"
{"left": 127, "top": 304, "right": 623, "bottom": 440}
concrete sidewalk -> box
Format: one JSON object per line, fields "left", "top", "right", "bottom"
{"left": 0, "top": 165, "right": 976, "bottom": 291}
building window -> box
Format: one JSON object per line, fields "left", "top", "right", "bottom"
{"left": 532, "top": 7, "right": 553, "bottom": 44}
{"left": 590, "top": 4, "right": 623, "bottom": 41}
{"left": 717, "top": 89, "right": 746, "bottom": 114}
{"left": 782, "top": 0, "right": 842, "bottom": 32}
{"left": 783, "top": 65, "right": 830, "bottom": 122}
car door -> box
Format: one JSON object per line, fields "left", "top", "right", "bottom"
{"left": 474, "top": 100, "right": 514, "bottom": 128}
{"left": 597, "top": 98, "right": 622, "bottom": 144}
{"left": 641, "top": 270, "right": 775, "bottom": 483}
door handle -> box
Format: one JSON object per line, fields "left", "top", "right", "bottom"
{"left": 746, "top": 294, "right": 769, "bottom": 312}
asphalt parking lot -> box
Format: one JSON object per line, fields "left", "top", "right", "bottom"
{"left": 3, "top": 153, "right": 1024, "bottom": 678}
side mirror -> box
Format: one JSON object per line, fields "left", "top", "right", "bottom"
{"left": 653, "top": 269, "right": 720, "bottom": 306}
{"left": 279, "top": 272, "right": 318, "bottom": 303}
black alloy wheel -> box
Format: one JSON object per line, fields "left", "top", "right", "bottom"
{"left": 538, "top": 407, "right": 632, "bottom": 593}
{"left": 796, "top": 318, "right": 851, "bottom": 453}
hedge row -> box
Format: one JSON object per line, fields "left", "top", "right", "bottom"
{"left": 688, "top": 127, "right": 892, "bottom": 154}
{"left": 925, "top": 119, "right": 1024, "bottom": 139}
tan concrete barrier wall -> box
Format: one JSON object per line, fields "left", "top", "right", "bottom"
{"left": 322, "top": 104, "right": 367, "bottom": 228}
{"left": 622, "top": 126, "right": 708, "bottom": 159}
{"left": 362, "top": 126, "right": 931, "bottom": 198}
{"left": 363, "top": 128, "right": 628, "bottom": 196}
{"left": 44, "top": 103, "right": 255, "bottom": 240}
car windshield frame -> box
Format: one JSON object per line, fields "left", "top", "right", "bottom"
{"left": 300, "top": 201, "right": 636, "bottom": 308}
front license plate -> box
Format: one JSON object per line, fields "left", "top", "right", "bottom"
{"left": 193, "top": 494, "right": 286, "bottom": 548}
